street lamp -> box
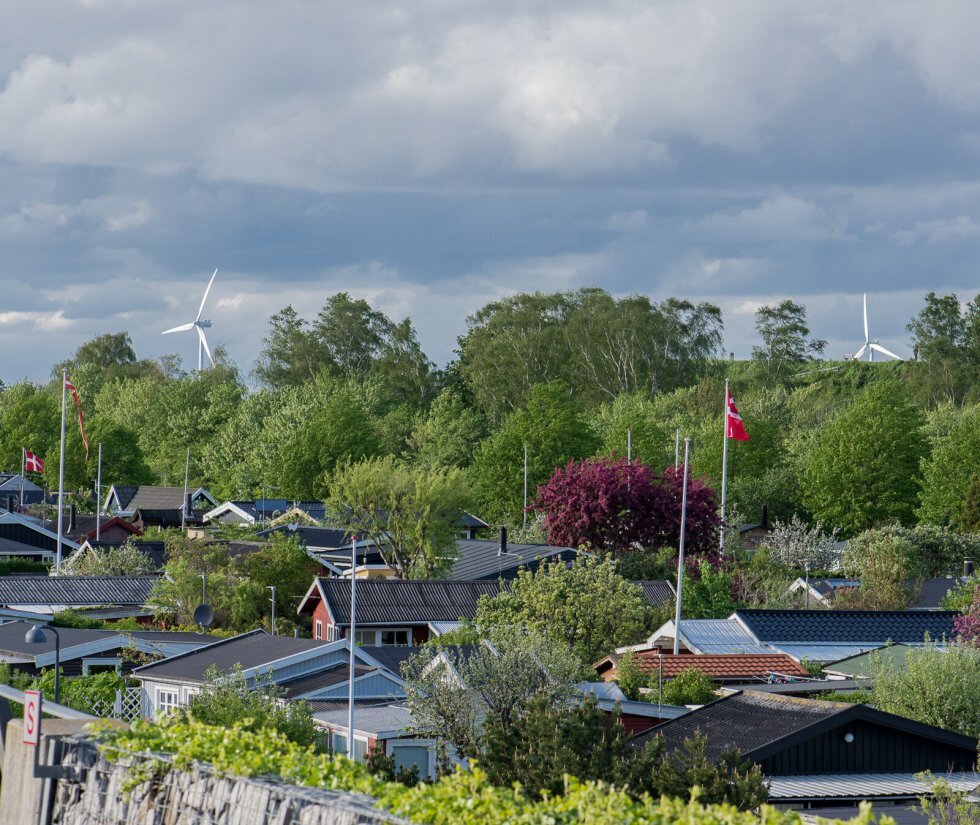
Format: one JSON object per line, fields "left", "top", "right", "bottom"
{"left": 25, "top": 624, "right": 61, "bottom": 704}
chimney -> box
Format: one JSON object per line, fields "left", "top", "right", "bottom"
{"left": 761, "top": 505, "right": 768, "bottom": 529}
{"left": 965, "top": 559, "right": 975, "bottom": 579}
{"left": 69, "top": 503, "right": 76, "bottom": 533}
{"left": 498, "top": 526, "right": 508, "bottom": 556}
{"left": 184, "top": 492, "right": 192, "bottom": 518}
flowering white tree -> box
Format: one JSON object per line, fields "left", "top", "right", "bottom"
{"left": 764, "top": 515, "right": 842, "bottom": 572}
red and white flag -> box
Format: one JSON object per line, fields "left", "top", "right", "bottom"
{"left": 725, "top": 389, "right": 750, "bottom": 441}
{"left": 64, "top": 376, "right": 90, "bottom": 461}
{"left": 23, "top": 450, "right": 44, "bottom": 473}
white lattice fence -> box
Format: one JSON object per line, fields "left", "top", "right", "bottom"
{"left": 91, "top": 687, "right": 142, "bottom": 721}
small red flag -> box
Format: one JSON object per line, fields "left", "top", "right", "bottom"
{"left": 726, "top": 389, "right": 750, "bottom": 441}
{"left": 24, "top": 450, "right": 44, "bottom": 473}
{"left": 65, "top": 376, "right": 90, "bottom": 461}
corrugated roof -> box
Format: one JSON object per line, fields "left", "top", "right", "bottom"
{"left": 613, "top": 653, "right": 810, "bottom": 680}
{"left": 127, "top": 486, "right": 214, "bottom": 511}
{"left": 735, "top": 609, "right": 959, "bottom": 644}
{"left": 679, "top": 619, "right": 773, "bottom": 654}
{"left": 0, "top": 575, "right": 158, "bottom": 607}
{"left": 314, "top": 579, "right": 501, "bottom": 625}
{"left": 313, "top": 703, "right": 416, "bottom": 736}
{"left": 773, "top": 643, "right": 885, "bottom": 662}
{"left": 769, "top": 772, "right": 980, "bottom": 801}
{"left": 631, "top": 691, "right": 846, "bottom": 760}
{"left": 448, "top": 540, "right": 577, "bottom": 581}
{"left": 634, "top": 581, "right": 675, "bottom": 608}
{"left": 133, "top": 629, "right": 330, "bottom": 682}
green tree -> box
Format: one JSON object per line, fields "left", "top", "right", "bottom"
{"left": 474, "top": 556, "right": 651, "bottom": 665}
{"left": 63, "top": 540, "right": 157, "bottom": 576}
{"left": 253, "top": 305, "right": 323, "bottom": 389}
{"left": 615, "top": 651, "right": 646, "bottom": 701}
{"left": 593, "top": 393, "right": 670, "bottom": 468}
{"left": 959, "top": 475, "right": 980, "bottom": 531}
{"left": 906, "top": 292, "right": 980, "bottom": 406}
{"left": 752, "top": 299, "right": 826, "bottom": 385}
{"left": 838, "top": 532, "right": 918, "bottom": 610}
{"left": 0, "top": 381, "right": 60, "bottom": 477}
{"left": 661, "top": 668, "right": 717, "bottom": 706}
{"left": 870, "top": 642, "right": 980, "bottom": 738}
{"left": 409, "top": 389, "right": 487, "bottom": 469}
{"left": 401, "top": 631, "right": 582, "bottom": 765}
{"left": 919, "top": 405, "right": 980, "bottom": 527}
{"left": 239, "top": 533, "right": 321, "bottom": 621}
{"left": 470, "top": 382, "right": 599, "bottom": 524}
{"left": 799, "top": 382, "right": 926, "bottom": 535}
{"left": 326, "top": 456, "right": 472, "bottom": 579}
{"left": 682, "top": 562, "right": 735, "bottom": 619}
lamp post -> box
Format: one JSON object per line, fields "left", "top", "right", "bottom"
{"left": 25, "top": 624, "right": 60, "bottom": 704}
{"left": 267, "top": 585, "right": 277, "bottom": 636}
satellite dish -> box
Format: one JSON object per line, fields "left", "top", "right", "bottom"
{"left": 193, "top": 604, "right": 214, "bottom": 628}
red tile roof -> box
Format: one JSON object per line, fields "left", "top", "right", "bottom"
{"left": 600, "top": 652, "right": 810, "bottom": 682}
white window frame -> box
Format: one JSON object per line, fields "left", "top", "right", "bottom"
{"left": 156, "top": 688, "right": 180, "bottom": 716}
{"left": 82, "top": 657, "right": 121, "bottom": 675}
{"left": 315, "top": 620, "right": 323, "bottom": 640}
{"left": 352, "top": 628, "right": 412, "bottom": 647}
{"left": 331, "top": 729, "right": 370, "bottom": 762}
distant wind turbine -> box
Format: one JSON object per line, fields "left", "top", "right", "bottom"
{"left": 852, "top": 293, "right": 901, "bottom": 362}
{"left": 162, "top": 269, "right": 218, "bottom": 370}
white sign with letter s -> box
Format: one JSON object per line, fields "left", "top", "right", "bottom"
{"left": 22, "top": 689, "right": 41, "bottom": 746}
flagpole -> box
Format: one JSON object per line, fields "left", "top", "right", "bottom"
{"left": 719, "top": 378, "right": 729, "bottom": 556}
{"left": 348, "top": 535, "right": 358, "bottom": 760}
{"left": 522, "top": 442, "right": 528, "bottom": 530}
{"left": 627, "top": 427, "right": 632, "bottom": 464}
{"left": 20, "top": 448, "right": 25, "bottom": 511}
{"left": 56, "top": 369, "right": 67, "bottom": 575}
{"left": 672, "top": 437, "right": 690, "bottom": 655}
{"left": 674, "top": 428, "right": 680, "bottom": 469}
{"left": 181, "top": 447, "right": 190, "bottom": 530}
{"left": 95, "top": 443, "right": 102, "bottom": 542}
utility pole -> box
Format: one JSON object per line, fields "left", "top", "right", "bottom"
{"left": 522, "top": 443, "right": 528, "bottom": 530}
{"left": 267, "top": 586, "right": 277, "bottom": 635}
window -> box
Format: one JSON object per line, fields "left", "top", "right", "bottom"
{"left": 314, "top": 620, "right": 323, "bottom": 640}
{"left": 380, "top": 629, "right": 410, "bottom": 647}
{"left": 333, "top": 731, "right": 347, "bottom": 755}
{"left": 157, "top": 689, "right": 179, "bottom": 716}
{"left": 354, "top": 629, "right": 376, "bottom": 646}
{"left": 390, "top": 743, "right": 433, "bottom": 779}
{"left": 82, "top": 658, "right": 121, "bottom": 675}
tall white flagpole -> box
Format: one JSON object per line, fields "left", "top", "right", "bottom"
{"left": 522, "top": 443, "right": 528, "bottom": 529}
{"left": 347, "top": 536, "right": 358, "bottom": 760}
{"left": 674, "top": 428, "right": 680, "bottom": 469}
{"left": 672, "top": 437, "right": 690, "bottom": 655}
{"left": 627, "top": 427, "right": 632, "bottom": 464}
{"left": 181, "top": 447, "right": 190, "bottom": 530}
{"left": 56, "top": 369, "right": 67, "bottom": 575}
{"left": 719, "top": 378, "right": 730, "bottom": 556}
{"left": 19, "top": 448, "right": 25, "bottom": 511}
{"left": 95, "top": 443, "right": 103, "bottom": 542}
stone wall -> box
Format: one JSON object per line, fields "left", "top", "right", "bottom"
{"left": 49, "top": 738, "right": 405, "bottom": 825}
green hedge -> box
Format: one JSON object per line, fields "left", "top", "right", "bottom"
{"left": 92, "top": 718, "right": 896, "bottom": 824}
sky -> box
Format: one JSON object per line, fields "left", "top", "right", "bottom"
{"left": 2, "top": 0, "right": 980, "bottom": 383}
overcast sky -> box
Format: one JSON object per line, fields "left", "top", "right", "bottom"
{"left": 2, "top": 1, "right": 979, "bottom": 383}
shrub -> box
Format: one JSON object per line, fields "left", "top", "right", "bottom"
{"left": 661, "top": 668, "right": 717, "bottom": 706}
{"left": 615, "top": 651, "right": 645, "bottom": 701}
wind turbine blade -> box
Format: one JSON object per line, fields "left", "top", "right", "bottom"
{"left": 852, "top": 343, "right": 868, "bottom": 360}
{"left": 863, "top": 293, "right": 869, "bottom": 343}
{"left": 162, "top": 322, "right": 195, "bottom": 335}
{"left": 197, "top": 325, "right": 215, "bottom": 366}
{"left": 870, "top": 343, "right": 902, "bottom": 360}
{"left": 195, "top": 268, "right": 218, "bottom": 323}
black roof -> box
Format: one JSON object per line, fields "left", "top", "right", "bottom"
{"left": 132, "top": 629, "right": 330, "bottom": 683}
{"left": 257, "top": 525, "right": 359, "bottom": 549}
{"left": 448, "top": 539, "right": 577, "bottom": 581}
{"left": 358, "top": 645, "right": 416, "bottom": 675}
{"left": 0, "top": 623, "right": 112, "bottom": 657}
{"left": 633, "top": 691, "right": 979, "bottom": 771}
{"left": 87, "top": 540, "right": 167, "bottom": 570}
{"left": 634, "top": 580, "right": 675, "bottom": 608}
{"left": 911, "top": 578, "right": 962, "bottom": 610}
{"left": 0, "top": 575, "right": 158, "bottom": 607}
{"left": 308, "top": 579, "right": 501, "bottom": 625}
{"left": 278, "top": 662, "right": 374, "bottom": 699}
{"left": 734, "top": 609, "right": 959, "bottom": 643}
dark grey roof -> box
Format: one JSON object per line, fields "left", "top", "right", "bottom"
{"left": 108, "top": 485, "right": 139, "bottom": 510}
{"left": 124, "top": 630, "right": 217, "bottom": 644}
{"left": 734, "top": 609, "right": 959, "bottom": 644}
{"left": 634, "top": 580, "right": 675, "bottom": 608}
{"left": 87, "top": 541, "right": 167, "bottom": 570}
{"left": 0, "top": 623, "right": 112, "bottom": 657}
{"left": 0, "top": 576, "right": 158, "bottom": 607}
{"left": 127, "top": 486, "right": 214, "bottom": 511}
{"left": 448, "top": 540, "right": 578, "bottom": 581}
{"left": 257, "top": 525, "right": 358, "bottom": 549}
{"left": 278, "top": 663, "right": 374, "bottom": 699}
{"left": 633, "top": 692, "right": 849, "bottom": 760}
{"left": 358, "top": 645, "right": 416, "bottom": 676}
{"left": 911, "top": 578, "right": 962, "bottom": 610}
{"left": 133, "top": 629, "right": 330, "bottom": 683}
{"left": 311, "top": 579, "right": 501, "bottom": 625}
{"left": 457, "top": 512, "right": 490, "bottom": 529}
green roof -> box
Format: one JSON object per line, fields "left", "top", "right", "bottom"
{"left": 822, "top": 644, "right": 913, "bottom": 679}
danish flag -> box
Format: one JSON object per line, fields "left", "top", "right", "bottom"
{"left": 65, "top": 376, "right": 90, "bottom": 461}
{"left": 725, "top": 389, "right": 750, "bottom": 441}
{"left": 24, "top": 450, "right": 44, "bottom": 473}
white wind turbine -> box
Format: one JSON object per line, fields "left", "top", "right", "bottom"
{"left": 162, "top": 269, "right": 219, "bottom": 370}
{"left": 852, "top": 293, "right": 901, "bottom": 362}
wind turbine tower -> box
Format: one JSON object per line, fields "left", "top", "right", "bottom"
{"left": 162, "top": 269, "right": 219, "bottom": 371}
{"left": 852, "top": 293, "right": 902, "bottom": 362}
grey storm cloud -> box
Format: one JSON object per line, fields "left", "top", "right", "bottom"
{"left": 1, "top": 0, "right": 980, "bottom": 380}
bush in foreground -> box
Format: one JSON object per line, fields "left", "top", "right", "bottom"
{"left": 92, "top": 717, "right": 897, "bottom": 825}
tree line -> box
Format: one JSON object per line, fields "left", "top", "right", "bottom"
{"left": 0, "top": 288, "right": 978, "bottom": 541}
